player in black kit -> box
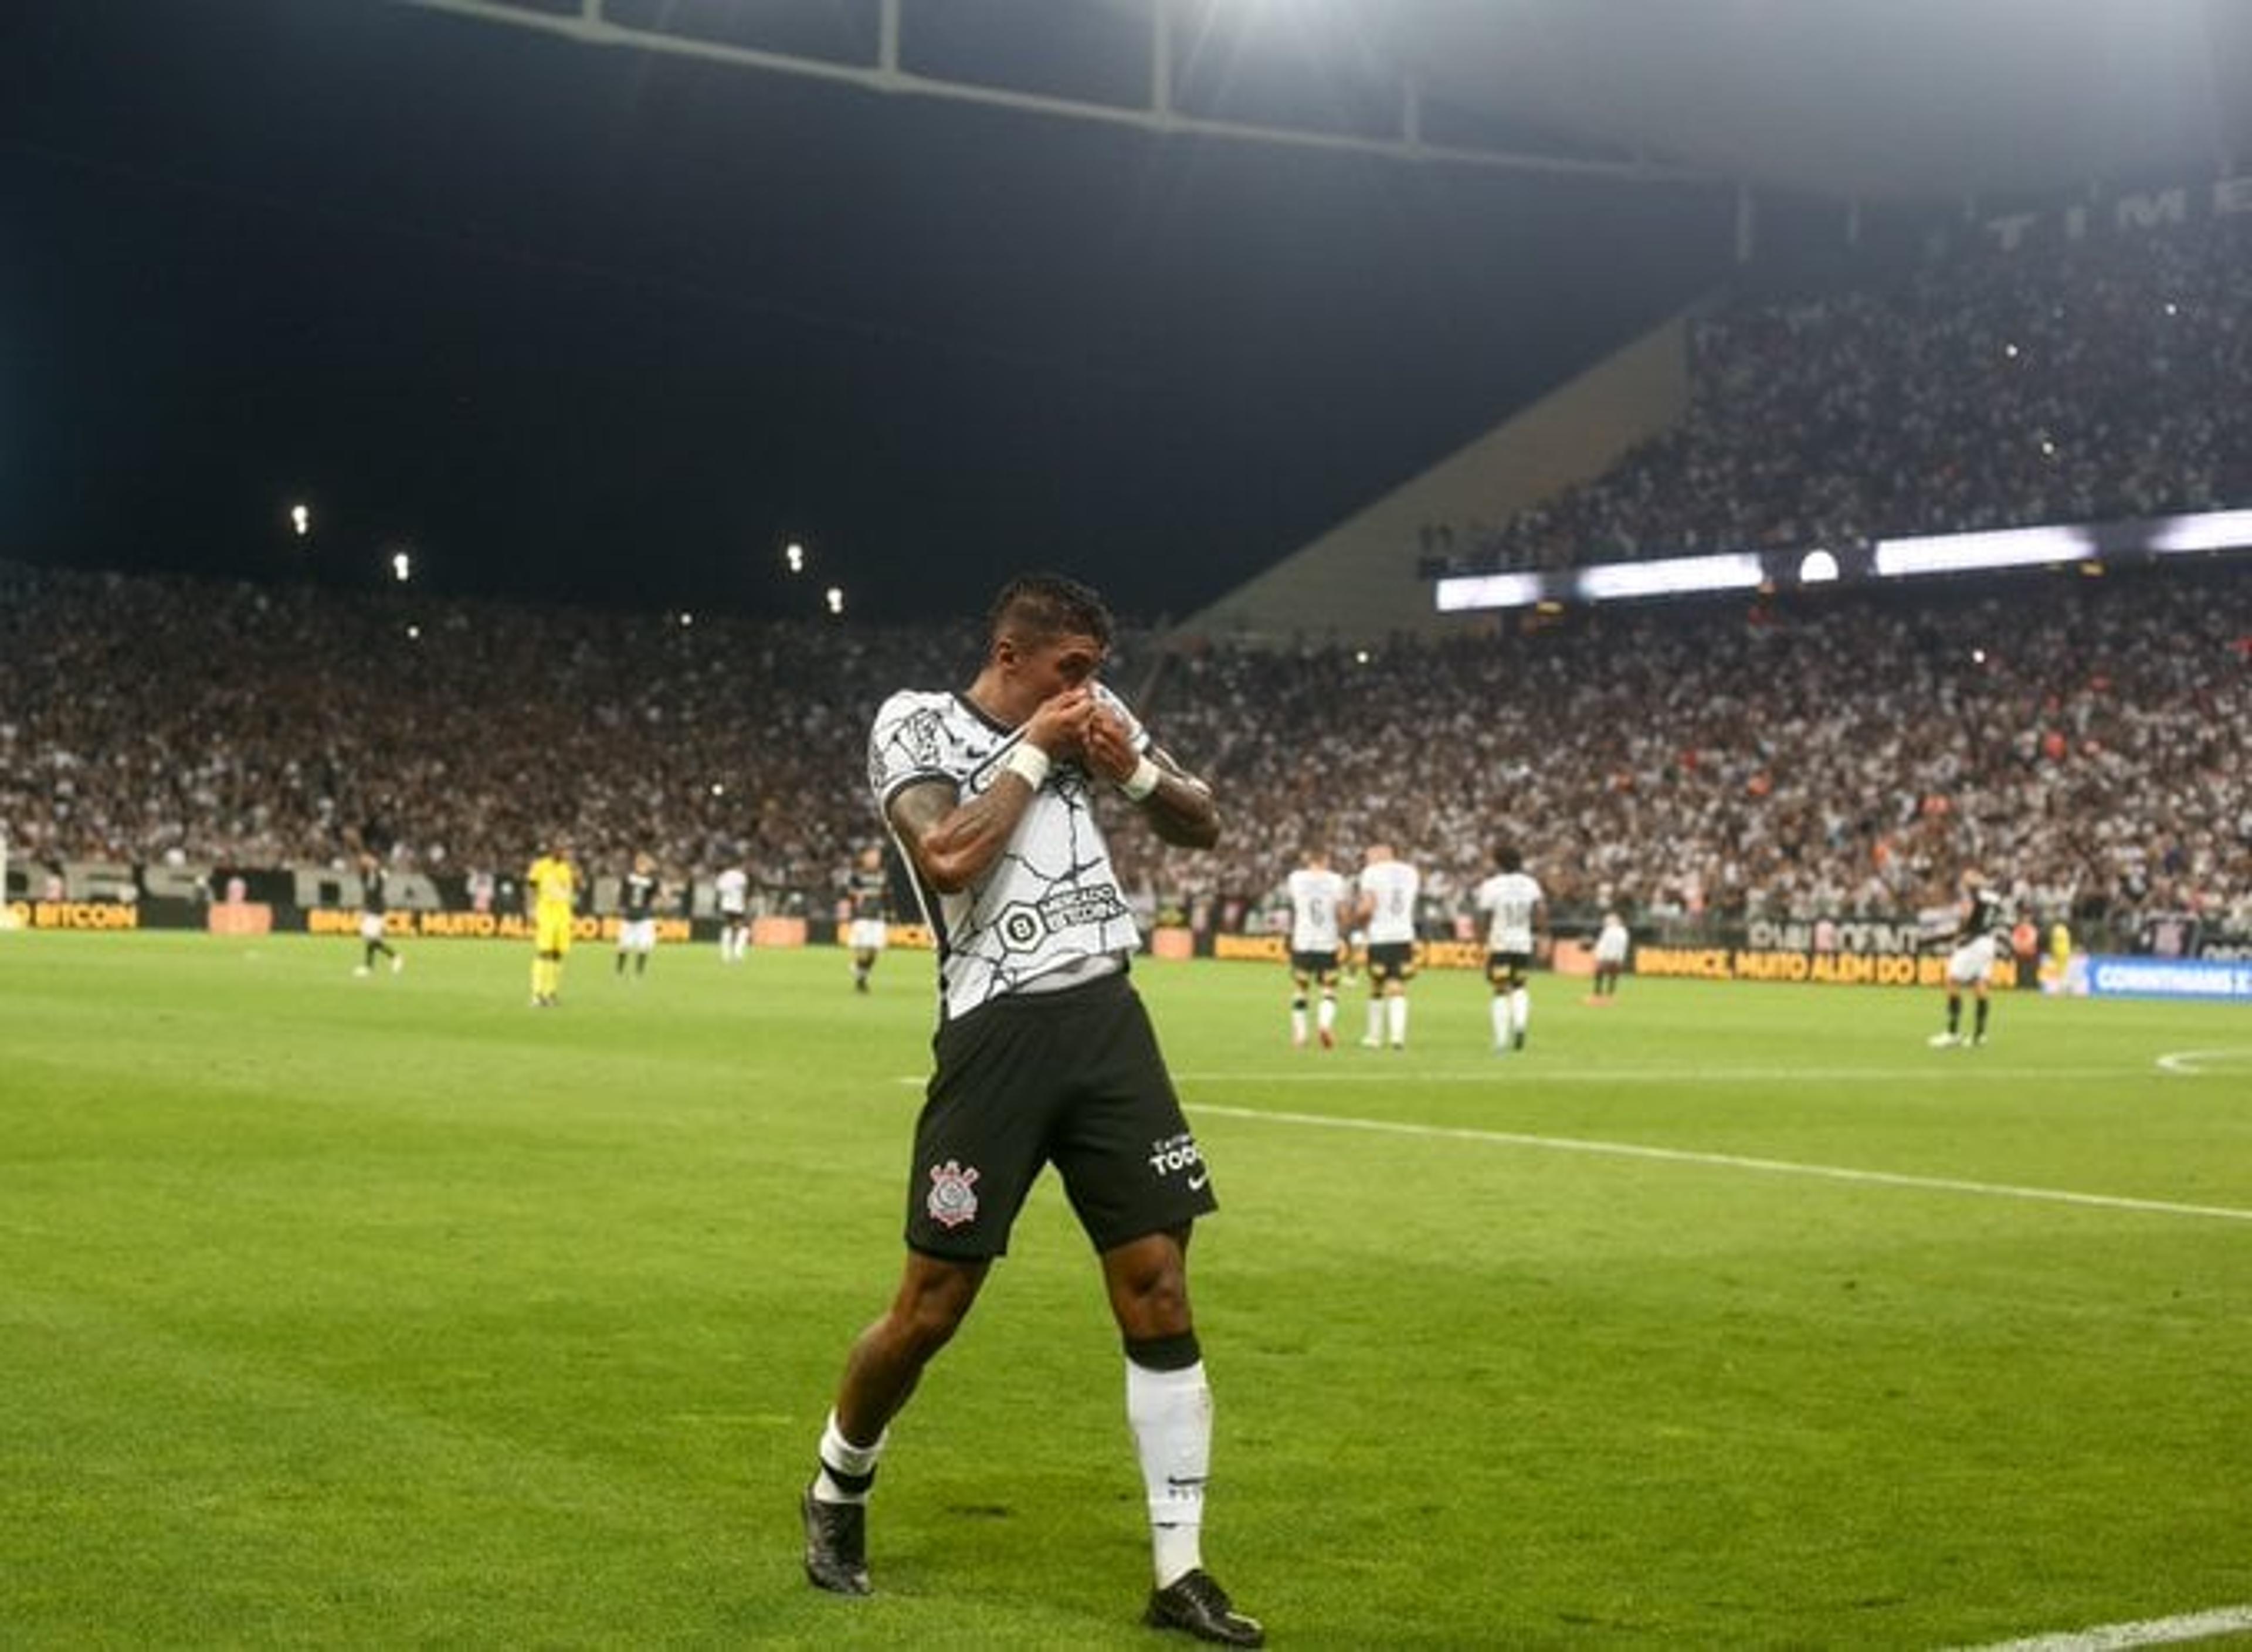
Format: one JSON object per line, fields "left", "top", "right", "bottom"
{"left": 1929, "top": 870, "right": 2003, "bottom": 1048}
{"left": 615, "top": 852, "right": 661, "bottom": 978}
{"left": 354, "top": 851, "right": 403, "bottom": 976}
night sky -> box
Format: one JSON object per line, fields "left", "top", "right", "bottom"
{"left": 1, "top": 0, "right": 1734, "bottom": 624}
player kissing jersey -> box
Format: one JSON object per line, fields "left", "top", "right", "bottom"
{"left": 868, "top": 680, "right": 1145, "bottom": 1025}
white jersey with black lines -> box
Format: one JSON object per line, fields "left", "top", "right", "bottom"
{"left": 1287, "top": 867, "right": 1349, "bottom": 955}
{"left": 869, "top": 680, "right": 1146, "bottom": 1024}
{"left": 1477, "top": 870, "right": 1544, "bottom": 955}
{"left": 1359, "top": 860, "right": 1420, "bottom": 946}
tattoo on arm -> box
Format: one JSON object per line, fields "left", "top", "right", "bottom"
{"left": 888, "top": 770, "right": 1039, "bottom": 893}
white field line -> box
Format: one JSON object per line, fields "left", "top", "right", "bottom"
{"left": 1174, "top": 1066, "right": 2076, "bottom": 1085}
{"left": 1956, "top": 1602, "right": 2252, "bottom": 1649}
{"left": 2154, "top": 1047, "right": 2252, "bottom": 1076}
{"left": 1181, "top": 1101, "right": 2252, "bottom": 1226}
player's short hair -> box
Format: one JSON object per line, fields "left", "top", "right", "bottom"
{"left": 988, "top": 572, "right": 1114, "bottom": 654}
{"left": 1495, "top": 843, "right": 1522, "bottom": 872}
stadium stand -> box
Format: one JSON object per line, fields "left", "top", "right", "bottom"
{"left": 1435, "top": 213, "right": 2252, "bottom": 575}
{"left": 4, "top": 559, "right": 2244, "bottom": 949}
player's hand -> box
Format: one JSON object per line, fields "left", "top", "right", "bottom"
{"left": 1022, "top": 686, "right": 1093, "bottom": 759}
{"left": 1081, "top": 701, "right": 1139, "bottom": 785}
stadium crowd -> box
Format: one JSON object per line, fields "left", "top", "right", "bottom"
{"left": 1439, "top": 211, "right": 2252, "bottom": 572}
{"left": 4, "top": 558, "right": 2246, "bottom": 944}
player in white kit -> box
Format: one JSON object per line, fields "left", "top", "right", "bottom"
{"left": 1284, "top": 848, "right": 1349, "bottom": 1049}
{"left": 1354, "top": 843, "right": 1420, "bottom": 1050}
{"left": 1474, "top": 844, "right": 1546, "bottom": 1053}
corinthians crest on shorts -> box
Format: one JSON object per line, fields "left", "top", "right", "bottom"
{"left": 925, "top": 1159, "right": 981, "bottom": 1228}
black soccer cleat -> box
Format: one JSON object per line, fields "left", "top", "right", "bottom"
{"left": 1144, "top": 1568, "right": 1264, "bottom": 1647}
{"left": 801, "top": 1485, "right": 871, "bottom": 1596}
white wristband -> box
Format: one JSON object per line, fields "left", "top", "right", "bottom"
{"left": 1120, "top": 755, "right": 1161, "bottom": 802}
{"left": 1003, "top": 742, "right": 1051, "bottom": 791}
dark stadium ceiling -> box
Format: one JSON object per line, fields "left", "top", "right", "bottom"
{"left": 397, "top": 0, "right": 2251, "bottom": 203}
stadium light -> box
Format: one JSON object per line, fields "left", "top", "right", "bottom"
{"left": 1573, "top": 553, "right": 1763, "bottom": 603}
{"left": 785, "top": 542, "right": 805, "bottom": 574}
{"left": 1433, "top": 571, "right": 1546, "bottom": 613}
{"left": 825, "top": 586, "right": 844, "bottom": 616}
{"left": 1798, "top": 549, "right": 1840, "bottom": 584}
{"left": 2149, "top": 508, "right": 2252, "bottom": 555}
{"left": 290, "top": 503, "right": 311, "bottom": 538}
{"left": 390, "top": 549, "right": 413, "bottom": 584}
{"left": 1872, "top": 524, "right": 2090, "bottom": 578}
{"left": 678, "top": 611, "right": 694, "bottom": 627}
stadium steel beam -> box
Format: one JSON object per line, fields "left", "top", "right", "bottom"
{"left": 389, "top": 0, "right": 1708, "bottom": 185}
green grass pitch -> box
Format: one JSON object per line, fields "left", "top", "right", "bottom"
{"left": 4, "top": 931, "right": 2249, "bottom": 1648}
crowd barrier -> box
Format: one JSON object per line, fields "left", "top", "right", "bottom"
{"left": 8, "top": 864, "right": 2246, "bottom": 994}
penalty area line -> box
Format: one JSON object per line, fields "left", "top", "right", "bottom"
{"left": 1185, "top": 1103, "right": 2252, "bottom": 1226}
{"left": 1955, "top": 1602, "right": 2252, "bottom": 1649}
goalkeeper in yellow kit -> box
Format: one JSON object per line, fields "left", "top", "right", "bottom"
{"left": 526, "top": 836, "right": 579, "bottom": 1007}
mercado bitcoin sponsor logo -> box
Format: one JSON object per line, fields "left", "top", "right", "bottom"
{"left": 26, "top": 900, "right": 142, "bottom": 931}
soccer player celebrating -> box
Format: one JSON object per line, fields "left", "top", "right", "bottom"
{"left": 1930, "top": 869, "right": 2003, "bottom": 1047}
{"left": 1475, "top": 844, "right": 1546, "bottom": 1051}
{"left": 802, "top": 573, "right": 1262, "bottom": 1647}
{"left": 1285, "top": 846, "right": 1348, "bottom": 1047}
{"left": 525, "top": 835, "right": 578, "bottom": 1008}
{"left": 1354, "top": 841, "right": 1420, "bottom": 1050}
{"left": 615, "top": 851, "right": 660, "bottom": 979}
{"left": 353, "top": 849, "right": 403, "bottom": 977}
{"left": 843, "top": 845, "right": 890, "bottom": 993}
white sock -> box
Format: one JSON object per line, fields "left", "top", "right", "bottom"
{"left": 1512, "top": 987, "right": 1530, "bottom": 1037}
{"left": 1491, "top": 995, "right": 1511, "bottom": 1045}
{"left": 813, "top": 1410, "right": 886, "bottom": 1505}
{"left": 1127, "top": 1359, "right": 1210, "bottom": 1588}
{"left": 1317, "top": 993, "right": 1335, "bottom": 1035}
{"left": 1388, "top": 994, "right": 1408, "bottom": 1046}
{"left": 1290, "top": 1005, "right": 1307, "bottom": 1042}
{"left": 1365, "top": 1000, "right": 1383, "bottom": 1042}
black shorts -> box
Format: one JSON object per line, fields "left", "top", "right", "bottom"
{"left": 1289, "top": 948, "right": 1341, "bottom": 985}
{"left": 905, "top": 971, "right": 1219, "bottom": 1260}
{"left": 1485, "top": 949, "right": 1532, "bottom": 988}
{"left": 1367, "top": 940, "right": 1417, "bottom": 985}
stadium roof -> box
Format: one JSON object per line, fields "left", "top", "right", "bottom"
{"left": 401, "top": 0, "right": 2250, "bottom": 203}
{"left": 1396, "top": 0, "right": 2251, "bottom": 202}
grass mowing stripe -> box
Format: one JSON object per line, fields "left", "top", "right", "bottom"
{"left": 1188, "top": 1103, "right": 2252, "bottom": 1225}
